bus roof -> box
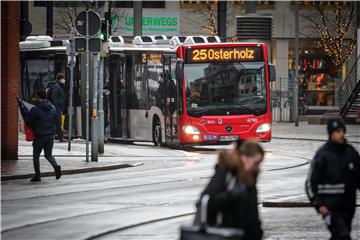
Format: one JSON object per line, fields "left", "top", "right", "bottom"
{"left": 20, "top": 46, "right": 67, "bottom": 52}
{"left": 110, "top": 43, "right": 176, "bottom": 52}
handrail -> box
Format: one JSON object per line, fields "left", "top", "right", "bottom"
{"left": 338, "top": 54, "right": 360, "bottom": 116}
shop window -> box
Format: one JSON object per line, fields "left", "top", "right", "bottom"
{"left": 180, "top": 1, "right": 274, "bottom": 10}
{"left": 289, "top": 46, "right": 338, "bottom": 107}
{"left": 291, "top": 1, "right": 351, "bottom": 10}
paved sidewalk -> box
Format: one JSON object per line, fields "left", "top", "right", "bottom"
{"left": 2, "top": 122, "right": 359, "bottom": 180}
{"left": 272, "top": 122, "right": 360, "bottom": 144}
{"left": 1, "top": 134, "right": 188, "bottom": 181}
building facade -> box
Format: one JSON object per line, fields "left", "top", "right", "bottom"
{"left": 24, "top": 1, "right": 357, "bottom": 121}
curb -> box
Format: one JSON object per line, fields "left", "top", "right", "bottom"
{"left": 1, "top": 162, "right": 143, "bottom": 181}
{"left": 262, "top": 201, "right": 311, "bottom": 208}
{"left": 85, "top": 212, "right": 195, "bottom": 240}
{"left": 263, "top": 201, "right": 360, "bottom": 208}
{"left": 272, "top": 136, "right": 360, "bottom": 144}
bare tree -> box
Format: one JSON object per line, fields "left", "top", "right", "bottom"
{"left": 200, "top": 2, "right": 240, "bottom": 41}
{"left": 53, "top": 2, "right": 85, "bottom": 33}
{"left": 302, "top": 1, "right": 356, "bottom": 66}
{"left": 202, "top": 3, "right": 218, "bottom": 35}
{"left": 54, "top": 2, "right": 125, "bottom": 36}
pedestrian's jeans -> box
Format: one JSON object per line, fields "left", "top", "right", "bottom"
{"left": 326, "top": 211, "right": 354, "bottom": 240}
{"left": 33, "top": 135, "right": 58, "bottom": 177}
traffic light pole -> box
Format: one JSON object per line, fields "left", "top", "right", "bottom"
{"left": 134, "top": 1, "right": 142, "bottom": 36}
{"left": 68, "top": 28, "right": 76, "bottom": 151}
{"left": 91, "top": 53, "right": 99, "bottom": 162}
{"left": 98, "top": 58, "right": 104, "bottom": 154}
{"left": 294, "top": 1, "right": 299, "bottom": 127}
{"left": 85, "top": 10, "right": 90, "bottom": 162}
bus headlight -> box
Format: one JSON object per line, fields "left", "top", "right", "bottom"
{"left": 183, "top": 125, "right": 200, "bottom": 135}
{"left": 256, "top": 123, "right": 271, "bottom": 133}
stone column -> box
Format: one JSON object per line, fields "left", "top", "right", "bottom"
{"left": 1, "top": 1, "right": 20, "bottom": 160}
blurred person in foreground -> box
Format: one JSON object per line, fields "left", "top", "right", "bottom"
{"left": 306, "top": 117, "right": 360, "bottom": 240}
{"left": 197, "top": 140, "right": 264, "bottom": 240}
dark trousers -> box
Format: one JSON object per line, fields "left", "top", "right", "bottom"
{"left": 55, "top": 110, "right": 63, "bottom": 140}
{"left": 327, "top": 211, "right": 353, "bottom": 240}
{"left": 33, "top": 135, "right": 58, "bottom": 177}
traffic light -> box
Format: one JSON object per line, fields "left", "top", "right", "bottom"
{"left": 75, "top": 37, "right": 101, "bottom": 53}
{"left": 100, "top": 20, "right": 108, "bottom": 42}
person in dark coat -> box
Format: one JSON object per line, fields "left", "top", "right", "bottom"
{"left": 25, "top": 90, "right": 62, "bottom": 182}
{"left": 306, "top": 117, "right": 360, "bottom": 240}
{"left": 47, "top": 72, "right": 66, "bottom": 142}
{"left": 198, "top": 140, "right": 264, "bottom": 240}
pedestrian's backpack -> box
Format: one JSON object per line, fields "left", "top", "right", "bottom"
{"left": 46, "top": 81, "right": 55, "bottom": 101}
{"left": 24, "top": 123, "right": 34, "bottom": 141}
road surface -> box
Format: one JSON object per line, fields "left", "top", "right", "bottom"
{"left": 2, "top": 138, "right": 359, "bottom": 239}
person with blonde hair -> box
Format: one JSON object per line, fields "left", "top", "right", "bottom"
{"left": 196, "top": 140, "right": 264, "bottom": 240}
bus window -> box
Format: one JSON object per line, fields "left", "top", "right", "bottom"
{"left": 147, "top": 53, "right": 163, "bottom": 109}
{"left": 131, "top": 52, "right": 148, "bottom": 109}
{"left": 21, "top": 56, "right": 54, "bottom": 103}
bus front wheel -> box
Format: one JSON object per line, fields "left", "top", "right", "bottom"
{"left": 153, "top": 117, "right": 162, "bottom": 146}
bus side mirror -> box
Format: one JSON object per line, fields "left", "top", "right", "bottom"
{"left": 269, "top": 64, "right": 276, "bottom": 82}
{"left": 176, "top": 60, "right": 184, "bottom": 82}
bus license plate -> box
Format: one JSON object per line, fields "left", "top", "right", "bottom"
{"left": 220, "top": 135, "right": 239, "bottom": 141}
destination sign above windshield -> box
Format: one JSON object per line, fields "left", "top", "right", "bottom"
{"left": 186, "top": 46, "right": 263, "bottom": 63}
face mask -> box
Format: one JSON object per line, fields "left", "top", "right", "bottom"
{"left": 59, "top": 79, "right": 65, "bottom": 84}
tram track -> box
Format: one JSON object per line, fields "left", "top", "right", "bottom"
{"left": 86, "top": 212, "right": 195, "bottom": 240}
{"left": 2, "top": 198, "right": 196, "bottom": 235}
{"left": 2, "top": 152, "right": 309, "bottom": 202}
{"left": 2, "top": 152, "right": 310, "bottom": 239}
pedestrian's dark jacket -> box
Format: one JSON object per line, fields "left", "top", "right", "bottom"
{"left": 47, "top": 80, "right": 66, "bottom": 112}
{"left": 198, "top": 159, "right": 263, "bottom": 240}
{"left": 25, "top": 100, "right": 57, "bottom": 136}
{"left": 306, "top": 141, "right": 360, "bottom": 214}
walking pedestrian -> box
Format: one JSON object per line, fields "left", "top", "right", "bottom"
{"left": 306, "top": 117, "right": 360, "bottom": 240}
{"left": 47, "top": 72, "right": 66, "bottom": 142}
{"left": 196, "top": 140, "right": 264, "bottom": 240}
{"left": 24, "top": 90, "right": 62, "bottom": 182}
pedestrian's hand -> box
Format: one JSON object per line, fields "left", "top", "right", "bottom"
{"left": 319, "top": 206, "right": 329, "bottom": 216}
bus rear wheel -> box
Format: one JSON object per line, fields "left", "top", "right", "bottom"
{"left": 153, "top": 117, "right": 162, "bottom": 146}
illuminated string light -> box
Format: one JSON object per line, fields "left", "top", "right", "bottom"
{"left": 202, "top": 3, "right": 218, "bottom": 36}
{"left": 313, "top": 1, "right": 356, "bottom": 66}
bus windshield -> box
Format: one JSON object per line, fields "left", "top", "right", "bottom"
{"left": 184, "top": 62, "right": 267, "bottom": 118}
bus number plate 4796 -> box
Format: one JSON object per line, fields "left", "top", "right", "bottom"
{"left": 220, "top": 135, "right": 239, "bottom": 141}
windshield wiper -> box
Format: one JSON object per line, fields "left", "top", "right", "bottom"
{"left": 187, "top": 107, "right": 227, "bottom": 117}
{"left": 225, "top": 104, "right": 260, "bottom": 116}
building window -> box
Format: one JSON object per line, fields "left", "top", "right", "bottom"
{"left": 180, "top": 1, "right": 274, "bottom": 10}
{"left": 112, "top": 1, "right": 165, "bottom": 8}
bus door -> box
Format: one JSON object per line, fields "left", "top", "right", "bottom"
{"left": 109, "top": 53, "right": 128, "bottom": 138}
{"left": 163, "top": 54, "right": 179, "bottom": 144}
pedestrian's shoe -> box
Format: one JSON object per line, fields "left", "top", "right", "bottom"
{"left": 30, "top": 176, "right": 41, "bottom": 182}
{"left": 55, "top": 165, "right": 62, "bottom": 179}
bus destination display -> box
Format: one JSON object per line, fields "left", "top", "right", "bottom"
{"left": 186, "top": 46, "right": 263, "bottom": 63}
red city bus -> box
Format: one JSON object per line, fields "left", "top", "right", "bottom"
{"left": 108, "top": 36, "right": 275, "bottom": 146}
{"left": 176, "top": 41, "right": 274, "bottom": 144}
{"left": 18, "top": 35, "right": 275, "bottom": 144}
